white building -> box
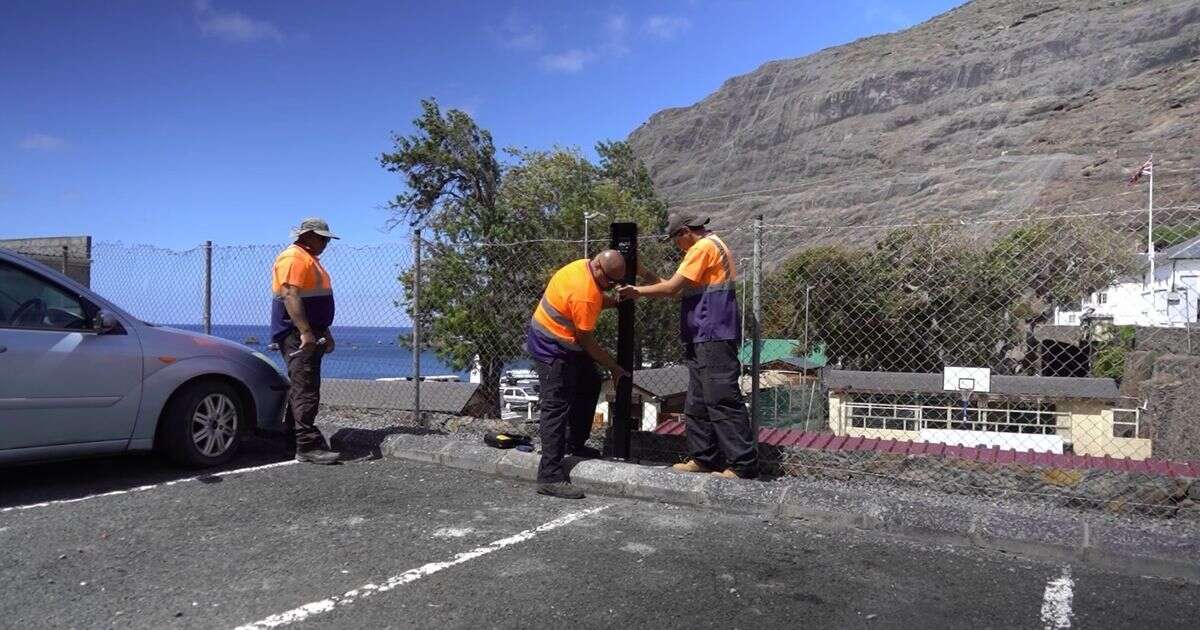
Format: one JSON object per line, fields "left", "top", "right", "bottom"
{"left": 1055, "top": 235, "right": 1200, "bottom": 328}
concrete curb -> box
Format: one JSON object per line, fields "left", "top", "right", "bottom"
{"left": 378, "top": 433, "right": 1200, "bottom": 582}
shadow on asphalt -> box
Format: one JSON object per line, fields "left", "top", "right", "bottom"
{"left": 325, "top": 424, "right": 446, "bottom": 462}
{"left": 0, "top": 435, "right": 293, "bottom": 509}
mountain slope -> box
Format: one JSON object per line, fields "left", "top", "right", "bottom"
{"left": 628, "top": 0, "right": 1200, "bottom": 251}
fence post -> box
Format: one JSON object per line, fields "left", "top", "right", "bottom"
{"left": 751, "top": 215, "right": 763, "bottom": 432}
{"left": 61, "top": 245, "right": 69, "bottom": 274}
{"left": 412, "top": 229, "right": 422, "bottom": 426}
{"left": 203, "top": 241, "right": 213, "bottom": 335}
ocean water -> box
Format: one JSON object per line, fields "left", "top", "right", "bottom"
{"left": 171, "top": 324, "right": 471, "bottom": 380}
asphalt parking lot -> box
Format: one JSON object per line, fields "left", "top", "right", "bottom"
{"left": 2, "top": 441, "right": 1198, "bottom": 630}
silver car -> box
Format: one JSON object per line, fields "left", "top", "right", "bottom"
{"left": 0, "top": 249, "right": 288, "bottom": 467}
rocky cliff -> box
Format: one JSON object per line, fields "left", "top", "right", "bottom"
{"left": 628, "top": 0, "right": 1200, "bottom": 251}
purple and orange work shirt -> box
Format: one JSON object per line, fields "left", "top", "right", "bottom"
{"left": 270, "top": 244, "right": 335, "bottom": 342}
{"left": 526, "top": 259, "right": 603, "bottom": 364}
{"left": 677, "top": 234, "right": 740, "bottom": 344}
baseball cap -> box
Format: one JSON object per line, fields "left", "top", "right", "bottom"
{"left": 659, "top": 213, "right": 711, "bottom": 242}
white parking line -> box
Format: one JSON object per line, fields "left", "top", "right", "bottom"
{"left": 1040, "top": 566, "right": 1074, "bottom": 629}
{"left": 234, "top": 504, "right": 612, "bottom": 630}
{"left": 0, "top": 460, "right": 298, "bottom": 514}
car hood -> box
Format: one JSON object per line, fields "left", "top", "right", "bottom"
{"left": 139, "top": 324, "right": 261, "bottom": 360}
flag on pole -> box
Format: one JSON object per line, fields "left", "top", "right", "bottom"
{"left": 1128, "top": 156, "right": 1153, "bottom": 185}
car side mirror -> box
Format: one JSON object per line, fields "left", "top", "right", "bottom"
{"left": 93, "top": 309, "right": 119, "bottom": 333}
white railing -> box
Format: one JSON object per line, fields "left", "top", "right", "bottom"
{"left": 1111, "top": 407, "right": 1141, "bottom": 438}
{"left": 843, "top": 401, "right": 1069, "bottom": 436}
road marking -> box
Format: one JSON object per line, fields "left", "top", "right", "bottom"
{"left": 0, "top": 460, "right": 297, "bottom": 514}
{"left": 234, "top": 504, "right": 612, "bottom": 629}
{"left": 1040, "top": 566, "right": 1074, "bottom": 629}
{"left": 431, "top": 527, "right": 475, "bottom": 539}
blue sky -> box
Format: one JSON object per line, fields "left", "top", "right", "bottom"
{"left": 2, "top": 0, "right": 965, "bottom": 251}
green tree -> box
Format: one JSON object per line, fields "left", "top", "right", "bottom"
{"left": 763, "top": 218, "right": 1139, "bottom": 376}
{"left": 381, "top": 101, "right": 671, "bottom": 416}
{"left": 381, "top": 99, "right": 540, "bottom": 416}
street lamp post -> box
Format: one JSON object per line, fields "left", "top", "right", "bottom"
{"left": 584, "top": 212, "right": 605, "bottom": 258}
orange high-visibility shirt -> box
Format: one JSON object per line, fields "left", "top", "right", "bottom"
{"left": 526, "top": 259, "right": 602, "bottom": 362}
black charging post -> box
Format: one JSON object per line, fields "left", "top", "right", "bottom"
{"left": 609, "top": 222, "right": 637, "bottom": 459}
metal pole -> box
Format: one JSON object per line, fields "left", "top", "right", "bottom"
{"left": 61, "top": 245, "right": 68, "bottom": 274}
{"left": 1148, "top": 157, "right": 1155, "bottom": 298}
{"left": 611, "top": 222, "right": 638, "bottom": 459}
{"left": 751, "top": 215, "right": 763, "bottom": 432}
{"left": 803, "top": 285, "right": 811, "bottom": 358}
{"left": 203, "top": 241, "right": 213, "bottom": 335}
{"left": 413, "top": 229, "right": 422, "bottom": 425}
{"left": 583, "top": 215, "right": 589, "bottom": 259}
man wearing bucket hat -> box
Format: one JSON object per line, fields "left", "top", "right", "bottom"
{"left": 617, "top": 213, "right": 759, "bottom": 480}
{"left": 271, "top": 218, "right": 341, "bottom": 465}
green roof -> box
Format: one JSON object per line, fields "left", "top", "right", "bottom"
{"left": 738, "top": 339, "right": 826, "bottom": 367}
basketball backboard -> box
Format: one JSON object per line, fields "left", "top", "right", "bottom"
{"left": 943, "top": 366, "right": 991, "bottom": 394}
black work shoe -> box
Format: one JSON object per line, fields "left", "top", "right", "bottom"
{"left": 536, "top": 482, "right": 585, "bottom": 499}
{"left": 567, "top": 446, "right": 603, "bottom": 459}
{"left": 296, "top": 449, "right": 340, "bottom": 465}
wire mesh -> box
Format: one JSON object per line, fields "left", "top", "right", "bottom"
{"left": 8, "top": 203, "right": 1198, "bottom": 515}
{"left": 757, "top": 204, "right": 1200, "bottom": 515}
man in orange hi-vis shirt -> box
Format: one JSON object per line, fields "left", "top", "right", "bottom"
{"left": 619, "top": 213, "right": 759, "bottom": 480}
{"left": 271, "top": 218, "right": 340, "bottom": 465}
{"left": 526, "top": 249, "right": 629, "bottom": 499}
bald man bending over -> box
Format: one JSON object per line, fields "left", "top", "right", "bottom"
{"left": 526, "top": 250, "right": 629, "bottom": 499}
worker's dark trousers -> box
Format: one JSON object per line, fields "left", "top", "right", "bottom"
{"left": 683, "top": 340, "right": 759, "bottom": 477}
{"left": 279, "top": 329, "right": 328, "bottom": 452}
{"left": 536, "top": 354, "right": 602, "bottom": 484}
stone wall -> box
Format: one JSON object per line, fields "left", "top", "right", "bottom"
{"left": 629, "top": 431, "right": 1198, "bottom": 518}
{"left": 1134, "top": 326, "right": 1200, "bottom": 356}
{"left": 1141, "top": 355, "right": 1200, "bottom": 461}
{"left": 0, "top": 236, "right": 92, "bottom": 287}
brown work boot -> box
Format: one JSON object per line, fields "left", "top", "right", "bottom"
{"left": 712, "top": 468, "right": 758, "bottom": 480}
{"left": 671, "top": 459, "right": 713, "bottom": 473}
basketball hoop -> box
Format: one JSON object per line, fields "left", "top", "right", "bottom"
{"left": 944, "top": 367, "right": 989, "bottom": 426}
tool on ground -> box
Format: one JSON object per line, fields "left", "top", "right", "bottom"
{"left": 483, "top": 433, "right": 533, "bottom": 450}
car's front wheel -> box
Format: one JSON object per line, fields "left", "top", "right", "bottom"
{"left": 160, "top": 380, "right": 243, "bottom": 467}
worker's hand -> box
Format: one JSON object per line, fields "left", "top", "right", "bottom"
{"left": 616, "top": 285, "right": 640, "bottom": 301}
{"left": 298, "top": 330, "right": 317, "bottom": 352}
{"left": 324, "top": 333, "right": 335, "bottom": 354}
{"left": 610, "top": 365, "right": 630, "bottom": 383}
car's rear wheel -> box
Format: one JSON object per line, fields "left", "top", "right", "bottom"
{"left": 160, "top": 380, "right": 243, "bottom": 467}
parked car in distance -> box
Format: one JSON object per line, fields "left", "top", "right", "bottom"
{"left": 0, "top": 248, "right": 289, "bottom": 468}
{"left": 501, "top": 385, "right": 539, "bottom": 412}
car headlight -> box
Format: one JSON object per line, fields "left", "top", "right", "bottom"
{"left": 252, "top": 351, "right": 286, "bottom": 376}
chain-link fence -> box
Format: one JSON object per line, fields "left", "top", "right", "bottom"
{"left": 6, "top": 204, "right": 1199, "bottom": 513}
{"left": 753, "top": 204, "right": 1200, "bottom": 515}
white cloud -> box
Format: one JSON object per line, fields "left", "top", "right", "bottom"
{"left": 194, "top": 0, "right": 283, "bottom": 43}
{"left": 539, "top": 49, "right": 595, "bottom": 73}
{"left": 643, "top": 16, "right": 692, "bottom": 40}
{"left": 490, "top": 13, "right": 544, "bottom": 51}
{"left": 602, "top": 13, "right": 630, "bottom": 57}
{"left": 19, "top": 134, "right": 68, "bottom": 152}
